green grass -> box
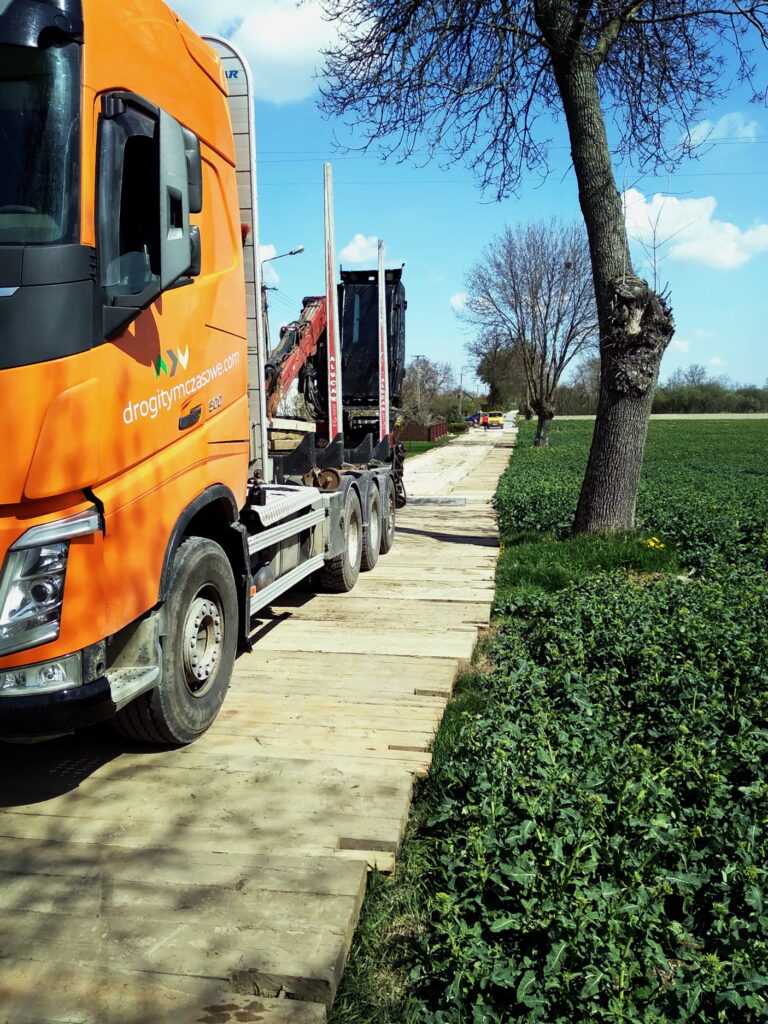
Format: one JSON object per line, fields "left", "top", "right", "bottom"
{"left": 402, "top": 437, "right": 453, "bottom": 458}
{"left": 495, "top": 418, "right": 768, "bottom": 572}
{"left": 330, "top": 418, "right": 768, "bottom": 1024}
{"left": 495, "top": 529, "right": 678, "bottom": 606}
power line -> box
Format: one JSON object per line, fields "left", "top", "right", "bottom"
{"left": 259, "top": 136, "right": 768, "bottom": 160}
{"left": 259, "top": 168, "right": 768, "bottom": 189}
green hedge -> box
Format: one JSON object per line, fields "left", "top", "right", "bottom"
{"left": 407, "top": 419, "right": 768, "bottom": 1023}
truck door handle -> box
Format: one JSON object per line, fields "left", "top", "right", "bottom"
{"left": 178, "top": 405, "right": 202, "bottom": 430}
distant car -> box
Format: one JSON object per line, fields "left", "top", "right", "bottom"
{"left": 488, "top": 411, "right": 504, "bottom": 428}
{"left": 465, "top": 412, "right": 481, "bottom": 425}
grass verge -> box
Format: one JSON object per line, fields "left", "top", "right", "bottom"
{"left": 402, "top": 437, "right": 454, "bottom": 458}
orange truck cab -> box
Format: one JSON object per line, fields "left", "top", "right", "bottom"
{"left": 0, "top": 0, "right": 399, "bottom": 743}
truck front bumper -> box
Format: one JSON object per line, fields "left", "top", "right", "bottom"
{"left": 0, "top": 677, "right": 115, "bottom": 740}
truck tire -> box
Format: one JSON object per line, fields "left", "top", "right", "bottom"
{"left": 360, "top": 485, "right": 382, "bottom": 572}
{"left": 113, "top": 536, "right": 238, "bottom": 745}
{"left": 380, "top": 477, "right": 396, "bottom": 554}
{"left": 318, "top": 488, "right": 362, "bottom": 593}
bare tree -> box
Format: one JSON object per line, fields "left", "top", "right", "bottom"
{"left": 402, "top": 356, "right": 456, "bottom": 425}
{"left": 473, "top": 340, "right": 527, "bottom": 411}
{"left": 467, "top": 331, "right": 527, "bottom": 411}
{"left": 463, "top": 221, "right": 597, "bottom": 446}
{"left": 557, "top": 354, "right": 602, "bottom": 413}
{"left": 319, "top": 1, "right": 767, "bottom": 529}
{"left": 668, "top": 363, "right": 709, "bottom": 387}
{"left": 570, "top": 355, "right": 602, "bottom": 401}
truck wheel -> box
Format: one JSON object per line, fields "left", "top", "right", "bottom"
{"left": 360, "top": 486, "right": 382, "bottom": 571}
{"left": 380, "top": 477, "right": 397, "bottom": 554}
{"left": 318, "top": 488, "right": 362, "bottom": 592}
{"left": 113, "top": 537, "right": 237, "bottom": 745}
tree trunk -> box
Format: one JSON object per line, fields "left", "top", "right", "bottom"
{"left": 551, "top": 53, "right": 675, "bottom": 532}
{"left": 533, "top": 413, "right": 552, "bottom": 446}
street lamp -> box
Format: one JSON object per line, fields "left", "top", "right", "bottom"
{"left": 411, "top": 354, "right": 426, "bottom": 413}
{"left": 261, "top": 246, "right": 305, "bottom": 351}
{"left": 458, "top": 365, "right": 474, "bottom": 419}
{"left": 262, "top": 245, "right": 305, "bottom": 266}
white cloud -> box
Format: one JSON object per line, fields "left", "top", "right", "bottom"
{"left": 671, "top": 338, "right": 690, "bottom": 353}
{"left": 450, "top": 292, "right": 468, "bottom": 313}
{"left": 340, "top": 234, "right": 380, "bottom": 265}
{"left": 259, "top": 243, "right": 280, "bottom": 286}
{"left": 623, "top": 188, "right": 768, "bottom": 270}
{"left": 687, "top": 111, "right": 758, "bottom": 148}
{"left": 170, "top": 0, "right": 342, "bottom": 104}
{"left": 708, "top": 356, "right": 725, "bottom": 368}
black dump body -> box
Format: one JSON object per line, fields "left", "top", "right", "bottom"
{"left": 338, "top": 267, "right": 406, "bottom": 410}
{"left": 298, "top": 267, "right": 406, "bottom": 448}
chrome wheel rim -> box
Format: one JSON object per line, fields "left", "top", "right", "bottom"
{"left": 347, "top": 508, "right": 361, "bottom": 566}
{"left": 369, "top": 498, "right": 381, "bottom": 553}
{"left": 181, "top": 590, "right": 223, "bottom": 697}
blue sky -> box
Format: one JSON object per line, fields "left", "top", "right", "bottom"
{"left": 172, "top": 0, "right": 768, "bottom": 389}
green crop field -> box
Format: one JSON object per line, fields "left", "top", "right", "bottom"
{"left": 330, "top": 418, "right": 768, "bottom": 1024}
{"left": 495, "top": 419, "right": 768, "bottom": 578}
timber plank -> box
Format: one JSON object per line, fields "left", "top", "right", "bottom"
{"left": 261, "top": 596, "right": 490, "bottom": 627}
{"left": 0, "top": 811, "right": 390, "bottom": 865}
{"left": 0, "top": 911, "right": 351, "bottom": 1006}
{"left": 214, "top": 705, "right": 442, "bottom": 731}
{"left": 0, "top": 431, "right": 512, "bottom": 1023}
{"left": 326, "top": 580, "right": 494, "bottom": 601}
{"left": 1, "top": 963, "right": 327, "bottom": 1024}
{"left": 0, "top": 780, "right": 411, "bottom": 839}
{"left": 231, "top": 649, "right": 458, "bottom": 680}
{"left": 250, "top": 623, "right": 477, "bottom": 659}
{"left": 0, "top": 837, "right": 367, "bottom": 895}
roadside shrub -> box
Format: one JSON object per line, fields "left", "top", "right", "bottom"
{"left": 410, "top": 570, "right": 768, "bottom": 1023}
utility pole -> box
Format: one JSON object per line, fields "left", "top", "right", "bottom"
{"left": 260, "top": 245, "right": 304, "bottom": 353}
{"left": 458, "top": 365, "right": 473, "bottom": 419}
{"left": 411, "top": 355, "right": 425, "bottom": 421}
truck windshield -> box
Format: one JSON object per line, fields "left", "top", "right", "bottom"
{"left": 0, "top": 43, "right": 80, "bottom": 245}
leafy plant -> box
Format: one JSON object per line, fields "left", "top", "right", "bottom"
{"left": 408, "top": 570, "right": 768, "bottom": 1022}
{"left": 331, "top": 418, "right": 768, "bottom": 1024}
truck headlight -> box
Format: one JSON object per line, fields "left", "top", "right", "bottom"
{"left": 0, "top": 652, "right": 82, "bottom": 695}
{"left": 0, "top": 543, "right": 69, "bottom": 652}
{"left": 0, "top": 508, "right": 101, "bottom": 657}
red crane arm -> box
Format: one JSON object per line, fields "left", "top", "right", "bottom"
{"left": 265, "top": 296, "right": 327, "bottom": 419}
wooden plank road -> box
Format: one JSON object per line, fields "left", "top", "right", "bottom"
{"left": 0, "top": 427, "right": 514, "bottom": 1023}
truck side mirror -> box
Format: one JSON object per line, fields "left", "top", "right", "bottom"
{"left": 98, "top": 93, "right": 201, "bottom": 341}
{"left": 183, "top": 127, "right": 203, "bottom": 215}
{"left": 188, "top": 225, "right": 201, "bottom": 277}
{"left": 159, "top": 110, "right": 193, "bottom": 292}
